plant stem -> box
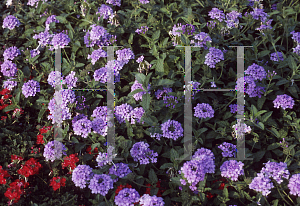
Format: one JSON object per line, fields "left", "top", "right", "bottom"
{"left": 282, "top": 189, "right": 295, "bottom": 204}
{"left": 276, "top": 185, "right": 292, "bottom": 206}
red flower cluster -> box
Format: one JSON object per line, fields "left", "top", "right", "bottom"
{"left": 145, "top": 179, "right": 166, "bottom": 197}
{"left": 115, "top": 183, "right": 132, "bottom": 196}
{"left": 4, "top": 179, "right": 29, "bottom": 204}
{"left": 0, "top": 166, "right": 11, "bottom": 185}
{"left": 86, "top": 145, "right": 99, "bottom": 159}
{"left": 49, "top": 176, "right": 66, "bottom": 191}
{"left": 62, "top": 154, "right": 79, "bottom": 174}
{"left": 0, "top": 89, "right": 12, "bottom": 117}
{"left": 17, "top": 158, "right": 42, "bottom": 178}
{"left": 205, "top": 177, "right": 229, "bottom": 200}
{"left": 36, "top": 126, "right": 52, "bottom": 144}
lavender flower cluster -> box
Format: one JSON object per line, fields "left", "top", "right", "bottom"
{"left": 131, "top": 79, "right": 151, "bottom": 101}
{"left": 130, "top": 142, "right": 158, "bottom": 165}
{"left": 194, "top": 103, "right": 215, "bottom": 119}
{"left": 114, "top": 188, "right": 140, "bottom": 206}
{"left": 108, "top": 163, "right": 132, "bottom": 182}
{"left": 72, "top": 165, "right": 94, "bottom": 189}
{"left": 88, "top": 174, "right": 114, "bottom": 195}
{"left": 2, "top": 15, "right": 21, "bottom": 30}
{"left": 220, "top": 160, "right": 244, "bottom": 181}
{"left": 43, "top": 140, "right": 67, "bottom": 162}
{"left": 218, "top": 142, "right": 236, "bottom": 158}
{"left": 273, "top": 94, "right": 294, "bottom": 110}
{"left": 204, "top": 47, "right": 224, "bottom": 68}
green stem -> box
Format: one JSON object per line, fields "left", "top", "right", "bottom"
{"left": 63, "top": 48, "right": 71, "bottom": 64}
{"left": 104, "top": 196, "right": 109, "bottom": 206}
{"left": 282, "top": 189, "right": 295, "bottom": 204}
{"left": 276, "top": 185, "right": 292, "bottom": 206}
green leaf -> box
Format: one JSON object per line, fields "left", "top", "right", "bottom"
{"left": 267, "top": 127, "right": 280, "bottom": 138}
{"left": 288, "top": 86, "right": 299, "bottom": 99}
{"left": 75, "top": 143, "right": 86, "bottom": 153}
{"left": 38, "top": 108, "right": 47, "bottom": 123}
{"left": 149, "top": 168, "right": 158, "bottom": 184}
{"left": 156, "top": 79, "right": 175, "bottom": 86}
{"left": 160, "top": 163, "right": 173, "bottom": 169}
{"left": 143, "top": 72, "right": 152, "bottom": 91}
{"left": 170, "top": 148, "right": 179, "bottom": 163}
{"left": 75, "top": 63, "right": 85, "bottom": 68}
{"left": 3, "top": 104, "right": 18, "bottom": 113}
{"left": 135, "top": 72, "right": 146, "bottom": 85}
{"left": 128, "top": 33, "right": 134, "bottom": 45}
{"left": 55, "top": 16, "right": 67, "bottom": 23}
{"left": 152, "top": 30, "right": 160, "bottom": 42}
{"left": 261, "top": 111, "right": 273, "bottom": 123}
{"left": 37, "top": 1, "right": 43, "bottom": 13}
{"left": 253, "top": 150, "right": 265, "bottom": 162}
{"left": 288, "top": 55, "right": 297, "bottom": 70}
{"left": 276, "top": 79, "right": 290, "bottom": 86}
{"left": 223, "top": 188, "right": 228, "bottom": 198}
{"left": 258, "top": 50, "right": 270, "bottom": 58}
{"left": 267, "top": 143, "right": 281, "bottom": 150}
{"left": 257, "top": 96, "right": 266, "bottom": 110}
{"left": 141, "top": 93, "right": 151, "bottom": 111}
{"left": 22, "top": 66, "right": 31, "bottom": 77}
{"left": 257, "top": 122, "right": 264, "bottom": 130}
{"left": 91, "top": 143, "right": 100, "bottom": 151}
{"left": 272, "top": 199, "right": 279, "bottom": 206}
{"left": 155, "top": 58, "right": 164, "bottom": 74}
{"left": 128, "top": 89, "right": 144, "bottom": 97}
{"left": 254, "top": 110, "right": 267, "bottom": 119}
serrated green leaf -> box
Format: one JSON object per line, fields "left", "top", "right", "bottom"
{"left": 3, "top": 105, "right": 18, "bottom": 113}
{"left": 156, "top": 79, "right": 174, "bottom": 86}
{"left": 156, "top": 58, "right": 164, "bottom": 74}
{"left": 128, "top": 89, "right": 144, "bottom": 97}
{"left": 254, "top": 110, "right": 267, "bottom": 119}
{"left": 253, "top": 150, "right": 265, "bottom": 162}
{"left": 141, "top": 93, "right": 151, "bottom": 111}
{"left": 261, "top": 111, "right": 273, "bottom": 123}
{"left": 135, "top": 72, "right": 146, "bottom": 85}
{"left": 276, "top": 79, "right": 290, "bottom": 86}
{"left": 38, "top": 108, "right": 47, "bottom": 123}
{"left": 257, "top": 96, "right": 266, "bottom": 110}
{"left": 257, "top": 122, "right": 264, "bottom": 130}
{"left": 267, "top": 127, "right": 280, "bottom": 138}
{"left": 152, "top": 30, "right": 160, "bottom": 42}
{"left": 170, "top": 148, "right": 179, "bottom": 162}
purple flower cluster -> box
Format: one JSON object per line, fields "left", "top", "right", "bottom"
{"left": 130, "top": 141, "right": 158, "bottom": 165}
{"left": 3, "top": 46, "right": 21, "bottom": 61}
{"left": 106, "top": 0, "right": 121, "bottom": 6}
{"left": 33, "top": 30, "right": 53, "bottom": 46}
{"left": 91, "top": 106, "right": 108, "bottom": 122}
{"left": 190, "top": 32, "right": 212, "bottom": 50}
{"left": 139, "top": 0, "right": 150, "bottom": 4}
{"left": 250, "top": 161, "right": 289, "bottom": 196}
{"left": 47, "top": 71, "right": 64, "bottom": 88}
{"left": 72, "top": 117, "right": 92, "bottom": 138}
{"left": 45, "top": 15, "right": 59, "bottom": 30}
{"left": 84, "top": 25, "right": 115, "bottom": 47}
{"left": 114, "top": 188, "right": 140, "bottom": 206}
{"left": 182, "top": 24, "right": 195, "bottom": 35}
{"left": 160, "top": 119, "right": 183, "bottom": 141}
{"left": 135, "top": 26, "right": 149, "bottom": 34}
{"left": 30, "top": 49, "right": 40, "bottom": 58}
{"left": 116, "top": 48, "right": 135, "bottom": 64}
{"left": 220, "top": 160, "right": 244, "bottom": 181}
{"left": 95, "top": 145, "right": 116, "bottom": 168}
{"left": 250, "top": 8, "right": 269, "bottom": 23}
{"left": 115, "top": 103, "right": 133, "bottom": 124}
{"left": 273, "top": 94, "right": 294, "bottom": 110}
{"left": 3, "top": 78, "right": 18, "bottom": 90}
{"left": 50, "top": 32, "right": 70, "bottom": 50}
{"left": 292, "top": 45, "right": 300, "bottom": 55}
{"left": 96, "top": 4, "right": 113, "bottom": 20}
{"left": 194, "top": 103, "right": 214, "bottom": 119}
{"left": 229, "top": 104, "right": 244, "bottom": 114}
{"left": 163, "top": 95, "right": 178, "bottom": 109}
{"left": 27, "top": 0, "right": 48, "bottom": 8}
{"left": 131, "top": 80, "right": 151, "bottom": 101}
{"left": 136, "top": 55, "right": 144, "bottom": 63}
{"left": 180, "top": 148, "right": 215, "bottom": 191}
{"left": 62, "top": 71, "right": 78, "bottom": 89}
{"left": 270, "top": 51, "right": 284, "bottom": 62}
{"left": 225, "top": 11, "right": 242, "bottom": 28}
{"left": 92, "top": 117, "right": 107, "bottom": 136}
{"left": 245, "top": 63, "right": 267, "bottom": 81}
{"left": 155, "top": 87, "right": 172, "bottom": 99}
{"left": 139, "top": 194, "right": 165, "bottom": 206}
{"left": 232, "top": 119, "right": 251, "bottom": 138}
{"left": 108, "top": 163, "right": 132, "bottom": 182}
{"left": 208, "top": 8, "right": 225, "bottom": 22}
{"left": 218, "top": 142, "right": 236, "bottom": 158}
{"left": 2, "top": 15, "right": 21, "bottom": 30}
{"left": 72, "top": 165, "right": 94, "bottom": 189}
{"left": 88, "top": 174, "right": 114, "bottom": 195}
{"left": 43, "top": 140, "right": 67, "bottom": 162}
{"left": 204, "top": 47, "right": 224, "bottom": 68}
{"left": 1, "top": 60, "right": 18, "bottom": 77}
{"left": 88, "top": 48, "right": 107, "bottom": 65}
{"left": 288, "top": 174, "right": 300, "bottom": 197}
{"left": 290, "top": 31, "right": 300, "bottom": 44}
{"left": 256, "top": 19, "right": 273, "bottom": 35}
{"left": 22, "top": 80, "right": 40, "bottom": 98}
{"left": 127, "top": 107, "right": 145, "bottom": 124}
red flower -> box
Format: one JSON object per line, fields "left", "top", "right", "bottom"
{"left": 62, "top": 154, "right": 79, "bottom": 171}
{"left": 205, "top": 192, "right": 215, "bottom": 199}
{"left": 144, "top": 180, "right": 166, "bottom": 197}
{"left": 1, "top": 116, "right": 7, "bottom": 121}
{"left": 115, "top": 183, "right": 132, "bottom": 196}
{"left": 18, "top": 158, "right": 42, "bottom": 178}
{"left": 4, "top": 179, "right": 29, "bottom": 204}
{"left": 50, "top": 176, "right": 66, "bottom": 191}
{"left": 0, "top": 166, "right": 11, "bottom": 185}
{"left": 36, "top": 134, "right": 44, "bottom": 144}
{"left": 0, "top": 88, "right": 10, "bottom": 95}
{"left": 11, "top": 155, "right": 23, "bottom": 162}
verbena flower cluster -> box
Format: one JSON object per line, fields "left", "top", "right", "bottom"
{"left": 220, "top": 160, "right": 244, "bottom": 181}
{"left": 288, "top": 174, "right": 300, "bottom": 197}
{"left": 130, "top": 142, "right": 158, "bottom": 165}
{"left": 114, "top": 188, "right": 140, "bottom": 206}
{"left": 180, "top": 148, "right": 215, "bottom": 191}
{"left": 194, "top": 103, "right": 215, "bottom": 119}
{"left": 139, "top": 194, "right": 165, "bottom": 206}
{"left": 131, "top": 79, "right": 151, "bottom": 101}
{"left": 95, "top": 146, "right": 116, "bottom": 168}
{"left": 218, "top": 142, "right": 236, "bottom": 158}
{"left": 190, "top": 32, "right": 212, "bottom": 49}
{"left": 204, "top": 47, "right": 224, "bottom": 68}
{"left": 96, "top": 4, "right": 114, "bottom": 20}
{"left": 1, "top": 60, "right": 18, "bottom": 77}
{"left": 208, "top": 8, "right": 225, "bottom": 22}
{"left": 43, "top": 140, "right": 67, "bottom": 162}
{"left": 62, "top": 71, "right": 78, "bottom": 89}
{"left": 71, "top": 165, "right": 94, "bottom": 189}
{"left": 88, "top": 48, "right": 107, "bottom": 65}
{"left": 270, "top": 51, "right": 284, "bottom": 61}
{"left": 108, "top": 163, "right": 132, "bottom": 182}
{"left": 3, "top": 46, "right": 21, "bottom": 61}
{"left": 160, "top": 119, "right": 184, "bottom": 141}
{"left": 88, "top": 174, "right": 114, "bottom": 195}
{"left": 22, "top": 80, "right": 40, "bottom": 98}
{"left": 273, "top": 94, "right": 294, "bottom": 110}
{"left": 45, "top": 15, "right": 59, "bottom": 30}
{"left": 2, "top": 15, "right": 21, "bottom": 30}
